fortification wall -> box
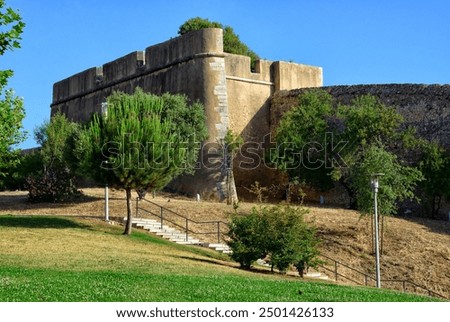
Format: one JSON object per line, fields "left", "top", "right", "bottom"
{"left": 52, "top": 28, "right": 229, "bottom": 198}
{"left": 224, "top": 55, "right": 322, "bottom": 140}
{"left": 52, "top": 29, "right": 228, "bottom": 138}
{"left": 51, "top": 28, "right": 323, "bottom": 199}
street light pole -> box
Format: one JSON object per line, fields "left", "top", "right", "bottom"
{"left": 101, "top": 102, "right": 109, "bottom": 222}
{"left": 371, "top": 173, "right": 384, "bottom": 289}
{"left": 105, "top": 183, "right": 109, "bottom": 222}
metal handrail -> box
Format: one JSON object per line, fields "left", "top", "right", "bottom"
{"left": 318, "top": 254, "right": 448, "bottom": 300}
{"left": 135, "top": 197, "right": 229, "bottom": 243}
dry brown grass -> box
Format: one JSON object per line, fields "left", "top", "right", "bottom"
{"left": 0, "top": 188, "right": 449, "bottom": 297}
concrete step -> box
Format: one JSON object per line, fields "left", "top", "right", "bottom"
{"left": 303, "top": 270, "right": 329, "bottom": 280}
{"left": 202, "top": 243, "right": 232, "bottom": 253}
{"left": 203, "top": 243, "right": 227, "bottom": 248}
{"left": 156, "top": 232, "right": 186, "bottom": 238}
{"left": 126, "top": 217, "right": 159, "bottom": 223}
{"left": 124, "top": 214, "right": 230, "bottom": 253}
{"left": 136, "top": 223, "right": 161, "bottom": 228}
{"left": 176, "top": 241, "right": 195, "bottom": 245}
{"left": 256, "top": 259, "right": 271, "bottom": 267}
{"left": 146, "top": 226, "right": 176, "bottom": 233}
{"left": 169, "top": 238, "right": 188, "bottom": 243}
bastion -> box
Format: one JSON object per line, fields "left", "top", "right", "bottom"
{"left": 51, "top": 28, "right": 323, "bottom": 199}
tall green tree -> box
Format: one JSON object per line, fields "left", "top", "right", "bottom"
{"left": 271, "top": 89, "right": 338, "bottom": 191}
{"left": 351, "top": 143, "right": 423, "bottom": 217}
{"left": 35, "top": 113, "right": 81, "bottom": 173}
{"left": 79, "top": 89, "right": 207, "bottom": 235}
{"left": 0, "top": 0, "right": 26, "bottom": 177}
{"left": 178, "top": 17, "right": 260, "bottom": 70}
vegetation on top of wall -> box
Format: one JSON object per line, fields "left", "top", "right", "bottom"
{"left": 178, "top": 17, "right": 260, "bottom": 71}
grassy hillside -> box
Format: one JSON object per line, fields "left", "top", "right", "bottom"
{"left": 0, "top": 215, "right": 438, "bottom": 302}
{"left": 4, "top": 188, "right": 449, "bottom": 298}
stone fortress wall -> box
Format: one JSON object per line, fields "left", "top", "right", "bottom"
{"left": 51, "top": 28, "right": 323, "bottom": 199}
{"left": 52, "top": 27, "right": 449, "bottom": 211}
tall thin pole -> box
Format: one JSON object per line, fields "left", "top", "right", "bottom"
{"left": 373, "top": 178, "right": 381, "bottom": 288}
{"left": 105, "top": 184, "right": 109, "bottom": 221}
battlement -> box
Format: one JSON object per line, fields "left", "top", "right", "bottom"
{"left": 52, "top": 28, "right": 226, "bottom": 106}
{"left": 52, "top": 28, "right": 322, "bottom": 107}
{"left": 224, "top": 54, "right": 322, "bottom": 91}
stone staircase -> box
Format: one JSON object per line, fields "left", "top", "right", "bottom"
{"left": 124, "top": 217, "right": 232, "bottom": 254}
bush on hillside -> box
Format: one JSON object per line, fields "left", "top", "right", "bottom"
{"left": 227, "top": 205, "right": 321, "bottom": 276}
{"left": 0, "top": 151, "right": 42, "bottom": 191}
{"left": 26, "top": 167, "right": 79, "bottom": 202}
{"left": 227, "top": 211, "right": 265, "bottom": 269}
{"left": 26, "top": 113, "right": 81, "bottom": 202}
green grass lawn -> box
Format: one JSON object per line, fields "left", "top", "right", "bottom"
{"left": 0, "top": 215, "right": 439, "bottom": 302}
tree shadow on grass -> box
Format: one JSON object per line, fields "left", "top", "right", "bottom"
{"left": 0, "top": 215, "right": 89, "bottom": 229}
{"left": 173, "top": 255, "right": 236, "bottom": 268}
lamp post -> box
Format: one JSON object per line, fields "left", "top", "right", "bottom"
{"left": 105, "top": 184, "right": 109, "bottom": 221}
{"left": 371, "top": 173, "right": 384, "bottom": 288}
{"left": 102, "top": 102, "right": 109, "bottom": 222}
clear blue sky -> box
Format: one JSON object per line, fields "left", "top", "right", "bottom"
{"left": 3, "top": 0, "right": 450, "bottom": 149}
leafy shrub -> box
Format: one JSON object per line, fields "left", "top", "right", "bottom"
{"left": 26, "top": 113, "right": 81, "bottom": 202}
{"left": 26, "top": 167, "right": 79, "bottom": 202}
{"left": 227, "top": 210, "right": 265, "bottom": 269}
{"left": 0, "top": 151, "right": 42, "bottom": 191}
{"left": 227, "top": 205, "right": 321, "bottom": 276}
